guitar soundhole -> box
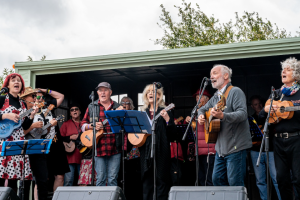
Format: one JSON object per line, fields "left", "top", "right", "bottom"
{"left": 280, "top": 106, "right": 285, "bottom": 113}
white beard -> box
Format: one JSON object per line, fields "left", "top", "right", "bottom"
{"left": 212, "top": 77, "right": 225, "bottom": 89}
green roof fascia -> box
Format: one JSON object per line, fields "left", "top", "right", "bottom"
{"left": 15, "top": 37, "right": 300, "bottom": 87}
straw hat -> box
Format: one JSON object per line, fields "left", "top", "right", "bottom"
{"left": 19, "top": 87, "right": 38, "bottom": 98}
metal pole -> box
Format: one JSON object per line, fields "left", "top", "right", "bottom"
{"left": 151, "top": 83, "right": 158, "bottom": 200}
{"left": 91, "top": 91, "right": 97, "bottom": 186}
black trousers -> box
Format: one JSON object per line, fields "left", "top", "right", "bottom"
{"left": 170, "top": 158, "right": 183, "bottom": 186}
{"left": 273, "top": 136, "right": 300, "bottom": 200}
{"left": 29, "top": 154, "right": 48, "bottom": 200}
{"left": 142, "top": 167, "right": 170, "bottom": 200}
{"left": 198, "top": 154, "right": 215, "bottom": 186}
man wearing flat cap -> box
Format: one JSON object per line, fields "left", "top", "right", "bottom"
{"left": 185, "top": 89, "right": 216, "bottom": 186}
{"left": 81, "top": 82, "right": 124, "bottom": 186}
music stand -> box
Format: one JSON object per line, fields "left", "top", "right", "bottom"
{"left": 176, "top": 124, "right": 195, "bottom": 142}
{"left": 0, "top": 139, "right": 52, "bottom": 200}
{"left": 104, "top": 110, "right": 151, "bottom": 193}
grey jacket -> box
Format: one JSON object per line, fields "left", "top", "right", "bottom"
{"left": 198, "top": 83, "right": 252, "bottom": 156}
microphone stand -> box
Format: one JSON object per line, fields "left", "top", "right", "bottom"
{"left": 90, "top": 91, "right": 97, "bottom": 186}
{"left": 256, "top": 86, "right": 275, "bottom": 200}
{"left": 182, "top": 77, "right": 209, "bottom": 186}
{"left": 151, "top": 83, "right": 158, "bottom": 200}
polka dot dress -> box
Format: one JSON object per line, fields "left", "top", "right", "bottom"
{"left": 0, "top": 95, "right": 32, "bottom": 180}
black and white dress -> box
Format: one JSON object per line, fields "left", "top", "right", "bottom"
{"left": 0, "top": 94, "right": 33, "bottom": 180}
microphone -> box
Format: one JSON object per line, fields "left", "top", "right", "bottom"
{"left": 271, "top": 86, "right": 279, "bottom": 98}
{"left": 153, "top": 82, "right": 163, "bottom": 89}
{"left": 205, "top": 77, "right": 211, "bottom": 82}
{"left": 0, "top": 87, "right": 8, "bottom": 94}
{"left": 89, "top": 91, "right": 94, "bottom": 100}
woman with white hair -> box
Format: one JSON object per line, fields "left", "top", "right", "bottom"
{"left": 139, "top": 84, "right": 175, "bottom": 200}
{"left": 260, "top": 57, "right": 300, "bottom": 200}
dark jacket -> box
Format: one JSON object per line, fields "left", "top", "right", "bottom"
{"left": 139, "top": 107, "right": 175, "bottom": 182}
{"left": 88, "top": 100, "right": 122, "bottom": 152}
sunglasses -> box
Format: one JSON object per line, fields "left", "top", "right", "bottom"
{"left": 36, "top": 95, "right": 45, "bottom": 100}
{"left": 31, "top": 94, "right": 37, "bottom": 98}
{"left": 121, "top": 102, "right": 130, "bottom": 105}
{"left": 70, "top": 108, "right": 79, "bottom": 112}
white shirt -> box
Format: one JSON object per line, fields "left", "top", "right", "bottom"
{"left": 218, "top": 85, "right": 227, "bottom": 100}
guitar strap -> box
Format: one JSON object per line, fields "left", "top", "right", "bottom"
{"left": 71, "top": 120, "right": 82, "bottom": 145}
{"left": 223, "top": 85, "right": 234, "bottom": 100}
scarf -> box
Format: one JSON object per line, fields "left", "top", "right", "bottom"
{"left": 281, "top": 81, "right": 300, "bottom": 96}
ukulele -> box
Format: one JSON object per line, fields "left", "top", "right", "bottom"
{"left": 63, "top": 140, "right": 76, "bottom": 153}
{"left": 128, "top": 103, "right": 175, "bottom": 147}
{"left": 26, "top": 115, "right": 65, "bottom": 139}
{"left": 204, "top": 95, "right": 227, "bottom": 144}
{"left": 80, "top": 119, "right": 109, "bottom": 148}
{"left": 265, "top": 99, "right": 299, "bottom": 124}
{"left": 0, "top": 102, "right": 47, "bottom": 139}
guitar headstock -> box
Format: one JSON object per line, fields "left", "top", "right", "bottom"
{"left": 215, "top": 95, "right": 227, "bottom": 111}
{"left": 36, "top": 102, "right": 47, "bottom": 108}
{"left": 47, "top": 104, "right": 55, "bottom": 111}
{"left": 56, "top": 115, "right": 65, "bottom": 122}
{"left": 175, "top": 116, "right": 184, "bottom": 123}
{"left": 164, "top": 103, "right": 175, "bottom": 112}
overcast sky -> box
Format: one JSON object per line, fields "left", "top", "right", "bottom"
{"left": 0, "top": 0, "right": 299, "bottom": 72}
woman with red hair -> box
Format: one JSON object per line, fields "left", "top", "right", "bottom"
{"left": 0, "top": 73, "right": 38, "bottom": 195}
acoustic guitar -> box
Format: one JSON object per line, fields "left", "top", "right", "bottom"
{"left": 0, "top": 102, "right": 47, "bottom": 139}
{"left": 265, "top": 99, "right": 300, "bottom": 124}
{"left": 128, "top": 103, "right": 175, "bottom": 147}
{"left": 204, "top": 95, "right": 227, "bottom": 144}
{"left": 80, "top": 119, "right": 109, "bottom": 148}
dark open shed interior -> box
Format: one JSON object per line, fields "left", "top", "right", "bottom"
{"left": 36, "top": 53, "right": 299, "bottom": 118}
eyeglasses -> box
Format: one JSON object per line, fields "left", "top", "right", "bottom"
{"left": 121, "top": 102, "right": 130, "bottom": 105}
{"left": 31, "top": 94, "right": 37, "bottom": 99}
{"left": 70, "top": 108, "right": 79, "bottom": 112}
{"left": 36, "top": 95, "right": 45, "bottom": 100}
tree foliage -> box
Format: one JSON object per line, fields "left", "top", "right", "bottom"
{"left": 154, "top": 0, "right": 299, "bottom": 48}
{"left": 0, "top": 68, "right": 15, "bottom": 88}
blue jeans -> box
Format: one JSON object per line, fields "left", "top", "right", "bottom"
{"left": 250, "top": 151, "right": 281, "bottom": 200}
{"left": 64, "top": 163, "right": 81, "bottom": 186}
{"left": 212, "top": 150, "right": 247, "bottom": 186}
{"left": 94, "top": 153, "right": 121, "bottom": 186}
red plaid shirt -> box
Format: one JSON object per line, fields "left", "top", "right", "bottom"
{"left": 81, "top": 100, "right": 117, "bottom": 157}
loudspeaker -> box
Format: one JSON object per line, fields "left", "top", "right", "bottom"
{"left": 52, "top": 186, "right": 126, "bottom": 200}
{"left": 0, "top": 187, "right": 20, "bottom": 200}
{"left": 169, "top": 186, "right": 247, "bottom": 200}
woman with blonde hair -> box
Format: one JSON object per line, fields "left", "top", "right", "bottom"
{"left": 139, "top": 84, "right": 175, "bottom": 200}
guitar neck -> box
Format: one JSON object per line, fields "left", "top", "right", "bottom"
{"left": 42, "top": 122, "right": 52, "bottom": 130}
{"left": 19, "top": 108, "right": 33, "bottom": 119}
{"left": 285, "top": 106, "right": 300, "bottom": 112}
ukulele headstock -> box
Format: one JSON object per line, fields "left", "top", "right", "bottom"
{"left": 56, "top": 115, "right": 65, "bottom": 122}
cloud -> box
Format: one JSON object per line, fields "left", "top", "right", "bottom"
{"left": 0, "top": 0, "right": 299, "bottom": 71}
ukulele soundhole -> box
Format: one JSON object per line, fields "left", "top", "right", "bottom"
{"left": 280, "top": 106, "right": 285, "bottom": 113}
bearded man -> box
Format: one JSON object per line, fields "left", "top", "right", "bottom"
{"left": 197, "top": 64, "right": 252, "bottom": 186}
